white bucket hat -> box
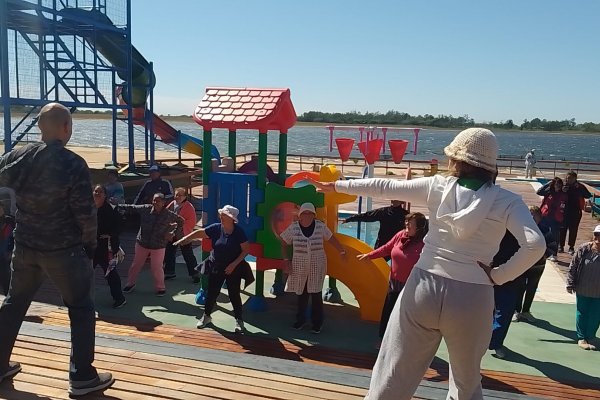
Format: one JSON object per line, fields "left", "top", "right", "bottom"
{"left": 593, "top": 225, "right": 600, "bottom": 234}
{"left": 218, "top": 205, "right": 239, "bottom": 223}
{"left": 443, "top": 128, "right": 498, "bottom": 173}
{"left": 298, "top": 202, "right": 316, "bottom": 215}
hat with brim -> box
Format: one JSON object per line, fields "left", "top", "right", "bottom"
{"left": 218, "top": 205, "right": 239, "bottom": 223}
{"left": 149, "top": 165, "right": 160, "bottom": 172}
{"left": 594, "top": 225, "right": 600, "bottom": 234}
{"left": 298, "top": 202, "right": 316, "bottom": 215}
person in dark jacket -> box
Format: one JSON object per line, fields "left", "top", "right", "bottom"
{"left": 93, "top": 185, "right": 126, "bottom": 309}
{"left": 560, "top": 171, "right": 592, "bottom": 255}
{"left": 133, "top": 165, "right": 173, "bottom": 204}
{"left": 342, "top": 200, "right": 408, "bottom": 251}
{"left": 121, "top": 193, "right": 183, "bottom": 296}
{"left": 536, "top": 177, "right": 567, "bottom": 261}
{"left": 0, "top": 103, "right": 113, "bottom": 395}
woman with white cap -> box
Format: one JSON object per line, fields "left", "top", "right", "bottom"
{"left": 174, "top": 205, "right": 249, "bottom": 333}
{"left": 312, "top": 128, "right": 546, "bottom": 400}
{"left": 279, "top": 202, "right": 346, "bottom": 334}
{"left": 566, "top": 224, "right": 600, "bottom": 351}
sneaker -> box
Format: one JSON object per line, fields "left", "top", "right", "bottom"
{"left": 311, "top": 326, "right": 322, "bottom": 334}
{"left": 112, "top": 298, "right": 127, "bottom": 309}
{"left": 568, "top": 247, "right": 575, "bottom": 256}
{"left": 292, "top": 321, "right": 306, "bottom": 330}
{"left": 191, "top": 274, "right": 201, "bottom": 284}
{"left": 68, "top": 372, "right": 114, "bottom": 396}
{"left": 519, "top": 311, "right": 536, "bottom": 322}
{"left": 494, "top": 347, "right": 507, "bottom": 359}
{"left": 578, "top": 339, "right": 595, "bottom": 350}
{"left": 511, "top": 312, "right": 522, "bottom": 322}
{"left": 122, "top": 284, "right": 135, "bottom": 294}
{"left": 197, "top": 314, "right": 212, "bottom": 328}
{"left": 548, "top": 255, "right": 557, "bottom": 262}
{"left": 235, "top": 319, "right": 245, "bottom": 333}
{"left": 156, "top": 290, "right": 166, "bottom": 297}
{"left": 164, "top": 273, "right": 176, "bottom": 280}
{"left": 0, "top": 362, "right": 21, "bottom": 383}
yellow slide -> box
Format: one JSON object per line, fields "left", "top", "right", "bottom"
{"left": 325, "top": 233, "right": 390, "bottom": 322}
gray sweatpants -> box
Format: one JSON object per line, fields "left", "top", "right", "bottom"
{"left": 365, "top": 268, "right": 494, "bottom": 400}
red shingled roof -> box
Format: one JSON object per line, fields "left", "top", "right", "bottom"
{"left": 193, "top": 87, "right": 297, "bottom": 133}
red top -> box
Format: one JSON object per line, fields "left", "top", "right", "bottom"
{"left": 193, "top": 87, "right": 297, "bottom": 133}
{"left": 167, "top": 200, "right": 196, "bottom": 236}
{"left": 541, "top": 192, "right": 567, "bottom": 224}
{"left": 368, "top": 230, "right": 424, "bottom": 283}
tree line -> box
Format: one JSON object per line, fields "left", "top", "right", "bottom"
{"left": 297, "top": 110, "right": 600, "bottom": 133}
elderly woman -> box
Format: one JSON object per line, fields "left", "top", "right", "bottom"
{"left": 279, "top": 202, "right": 346, "bottom": 334}
{"left": 312, "top": 128, "right": 546, "bottom": 400}
{"left": 567, "top": 225, "right": 600, "bottom": 351}
{"left": 164, "top": 187, "right": 199, "bottom": 283}
{"left": 121, "top": 193, "right": 183, "bottom": 296}
{"left": 175, "top": 205, "right": 250, "bottom": 333}
{"left": 93, "top": 185, "right": 126, "bottom": 308}
{"left": 357, "top": 212, "right": 427, "bottom": 342}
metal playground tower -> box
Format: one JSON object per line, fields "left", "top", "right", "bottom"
{"left": 0, "top": 0, "right": 152, "bottom": 167}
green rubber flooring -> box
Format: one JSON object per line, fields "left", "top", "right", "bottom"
{"left": 94, "top": 267, "right": 600, "bottom": 386}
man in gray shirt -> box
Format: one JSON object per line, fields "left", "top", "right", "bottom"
{"left": 0, "top": 103, "right": 114, "bottom": 396}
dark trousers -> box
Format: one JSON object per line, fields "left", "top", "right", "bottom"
{"left": 204, "top": 269, "right": 243, "bottom": 320}
{"left": 379, "top": 282, "right": 404, "bottom": 339}
{"left": 296, "top": 284, "right": 324, "bottom": 329}
{"left": 164, "top": 242, "right": 198, "bottom": 276}
{"left": 515, "top": 264, "right": 545, "bottom": 314}
{"left": 0, "top": 244, "right": 97, "bottom": 381}
{"left": 489, "top": 278, "right": 522, "bottom": 349}
{"left": 93, "top": 254, "right": 124, "bottom": 303}
{"left": 560, "top": 211, "right": 582, "bottom": 249}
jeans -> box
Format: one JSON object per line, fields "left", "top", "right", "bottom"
{"left": 296, "top": 284, "right": 323, "bottom": 329}
{"left": 0, "top": 243, "right": 98, "bottom": 381}
{"left": 515, "top": 264, "right": 545, "bottom": 314}
{"left": 164, "top": 242, "right": 198, "bottom": 277}
{"left": 489, "top": 278, "right": 522, "bottom": 350}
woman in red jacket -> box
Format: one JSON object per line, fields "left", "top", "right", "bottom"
{"left": 164, "top": 187, "right": 200, "bottom": 283}
{"left": 537, "top": 177, "right": 567, "bottom": 261}
{"left": 357, "top": 212, "right": 428, "bottom": 340}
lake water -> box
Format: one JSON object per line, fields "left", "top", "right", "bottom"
{"left": 2, "top": 118, "right": 599, "bottom": 162}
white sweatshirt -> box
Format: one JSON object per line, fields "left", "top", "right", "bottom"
{"left": 336, "top": 175, "right": 546, "bottom": 285}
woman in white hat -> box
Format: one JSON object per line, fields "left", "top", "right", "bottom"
{"left": 279, "top": 202, "right": 346, "bottom": 334}
{"left": 312, "top": 128, "right": 546, "bottom": 400}
{"left": 174, "top": 205, "right": 249, "bottom": 333}
{"left": 566, "top": 224, "right": 600, "bottom": 350}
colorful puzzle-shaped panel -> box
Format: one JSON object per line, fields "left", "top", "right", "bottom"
{"left": 256, "top": 182, "right": 324, "bottom": 259}
{"left": 205, "top": 172, "right": 264, "bottom": 242}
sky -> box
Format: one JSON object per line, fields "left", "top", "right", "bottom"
{"left": 130, "top": 0, "right": 600, "bottom": 124}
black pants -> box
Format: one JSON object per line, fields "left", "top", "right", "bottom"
{"left": 93, "top": 243, "right": 124, "bottom": 303}
{"left": 164, "top": 242, "right": 198, "bottom": 276}
{"left": 379, "top": 281, "right": 405, "bottom": 339}
{"left": 204, "top": 269, "right": 243, "bottom": 320}
{"left": 560, "top": 211, "right": 582, "bottom": 249}
{"left": 0, "top": 258, "right": 10, "bottom": 296}
{"left": 296, "top": 284, "right": 323, "bottom": 329}
{"left": 515, "top": 264, "right": 545, "bottom": 313}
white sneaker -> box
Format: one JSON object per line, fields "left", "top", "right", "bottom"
{"left": 196, "top": 314, "right": 212, "bottom": 329}
{"left": 235, "top": 319, "right": 245, "bottom": 333}
{"left": 511, "top": 313, "right": 522, "bottom": 322}
{"left": 548, "top": 255, "right": 557, "bottom": 262}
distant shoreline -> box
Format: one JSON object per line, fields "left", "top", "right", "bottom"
{"left": 2, "top": 112, "right": 599, "bottom": 135}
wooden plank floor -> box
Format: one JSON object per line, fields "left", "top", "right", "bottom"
{"left": 1, "top": 334, "right": 368, "bottom": 400}
{"left": 26, "top": 309, "right": 600, "bottom": 400}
